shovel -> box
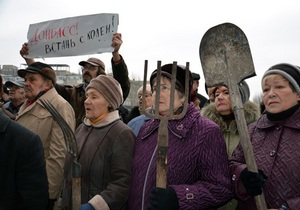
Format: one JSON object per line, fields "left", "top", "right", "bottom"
{"left": 199, "top": 23, "right": 267, "bottom": 210}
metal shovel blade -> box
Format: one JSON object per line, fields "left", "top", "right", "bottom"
{"left": 200, "top": 23, "right": 267, "bottom": 210}
{"left": 200, "top": 22, "right": 256, "bottom": 88}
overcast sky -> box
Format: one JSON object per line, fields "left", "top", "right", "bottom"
{"left": 1, "top": 0, "right": 300, "bottom": 99}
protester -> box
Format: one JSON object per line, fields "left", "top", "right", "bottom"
{"left": 201, "top": 81, "right": 260, "bottom": 210}
{"left": 229, "top": 63, "right": 300, "bottom": 210}
{"left": 15, "top": 62, "right": 75, "bottom": 210}
{"left": 0, "top": 80, "right": 26, "bottom": 120}
{"left": 204, "top": 82, "right": 217, "bottom": 105}
{"left": 20, "top": 32, "right": 130, "bottom": 128}
{"left": 127, "top": 84, "right": 153, "bottom": 135}
{"left": 191, "top": 72, "right": 208, "bottom": 109}
{"left": 61, "top": 75, "right": 135, "bottom": 210}
{"left": 0, "top": 75, "right": 49, "bottom": 210}
{"left": 128, "top": 64, "right": 233, "bottom": 210}
{"left": 1, "top": 83, "right": 10, "bottom": 103}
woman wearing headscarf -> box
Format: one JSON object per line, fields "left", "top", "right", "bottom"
{"left": 229, "top": 63, "right": 300, "bottom": 210}
{"left": 128, "top": 64, "right": 233, "bottom": 210}
{"left": 201, "top": 81, "right": 260, "bottom": 210}
{"left": 61, "top": 75, "right": 135, "bottom": 210}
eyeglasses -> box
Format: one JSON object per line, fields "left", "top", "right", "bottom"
{"left": 152, "top": 85, "right": 171, "bottom": 94}
{"left": 81, "top": 66, "right": 97, "bottom": 71}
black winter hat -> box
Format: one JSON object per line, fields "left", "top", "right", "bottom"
{"left": 150, "top": 64, "right": 193, "bottom": 97}
{"left": 262, "top": 63, "right": 300, "bottom": 95}
{"left": 18, "top": 62, "right": 56, "bottom": 84}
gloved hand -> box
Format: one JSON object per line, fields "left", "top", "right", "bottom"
{"left": 147, "top": 187, "right": 179, "bottom": 210}
{"left": 240, "top": 168, "right": 267, "bottom": 196}
{"left": 79, "top": 203, "right": 95, "bottom": 210}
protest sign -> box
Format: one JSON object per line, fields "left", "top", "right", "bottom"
{"left": 26, "top": 13, "right": 118, "bottom": 58}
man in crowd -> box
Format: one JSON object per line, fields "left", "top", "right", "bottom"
{"left": 16, "top": 62, "right": 75, "bottom": 210}
{"left": 127, "top": 84, "right": 153, "bottom": 135}
{"left": 0, "top": 75, "right": 49, "bottom": 210}
{"left": 191, "top": 72, "right": 208, "bottom": 109}
{"left": 20, "top": 33, "right": 130, "bottom": 128}
{"left": 0, "top": 80, "right": 25, "bottom": 120}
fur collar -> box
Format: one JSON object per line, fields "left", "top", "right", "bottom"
{"left": 201, "top": 101, "right": 260, "bottom": 134}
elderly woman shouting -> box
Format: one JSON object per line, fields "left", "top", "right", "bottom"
{"left": 128, "top": 64, "right": 233, "bottom": 210}
{"left": 61, "top": 75, "right": 135, "bottom": 210}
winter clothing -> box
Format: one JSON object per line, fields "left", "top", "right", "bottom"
{"left": 55, "top": 55, "right": 130, "bottom": 128}
{"left": 5, "top": 80, "right": 24, "bottom": 88}
{"left": 4, "top": 100, "right": 24, "bottom": 115}
{"left": 16, "top": 87, "right": 75, "bottom": 199}
{"left": 240, "top": 168, "right": 267, "bottom": 196}
{"left": 201, "top": 101, "right": 260, "bottom": 156}
{"left": 61, "top": 110, "right": 135, "bottom": 210}
{"left": 79, "top": 57, "right": 105, "bottom": 74}
{"left": 147, "top": 187, "right": 179, "bottom": 210}
{"left": 87, "top": 75, "right": 123, "bottom": 110}
{"left": 263, "top": 63, "right": 300, "bottom": 94}
{"left": 128, "top": 103, "right": 233, "bottom": 210}
{"left": 191, "top": 72, "right": 208, "bottom": 108}
{"left": 229, "top": 107, "right": 300, "bottom": 210}
{"left": 150, "top": 64, "right": 193, "bottom": 95}
{"left": 0, "top": 110, "right": 48, "bottom": 210}
{"left": 128, "top": 110, "right": 152, "bottom": 136}
{"left": 201, "top": 100, "right": 260, "bottom": 210}
{"left": 79, "top": 203, "right": 95, "bottom": 210}
{"left": 18, "top": 62, "right": 57, "bottom": 84}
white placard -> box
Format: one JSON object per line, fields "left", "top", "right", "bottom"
{"left": 27, "top": 13, "right": 119, "bottom": 58}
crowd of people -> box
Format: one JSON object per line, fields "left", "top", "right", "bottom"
{"left": 0, "top": 31, "right": 300, "bottom": 210}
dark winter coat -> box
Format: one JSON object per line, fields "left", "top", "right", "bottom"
{"left": 128, "top": 103, "right": 233, "bottom": 210}
{"left": 201, "top": 101, "right": 260, "bottom": 210}
{"left": 55, "top": 56, "right": 130, "bottom": 128}
{"left": 0, "top": 110, "right": 48, "bottom": 210}
{"left": 61, "top": 110, "right": 135, "bottom": 210}
{"left": 229, "top": 107, "right": 300, "bottom": 210}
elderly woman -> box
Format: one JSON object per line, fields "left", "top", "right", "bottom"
{"left": 229, "top": 63, "right": 300, "bottom": 210}
{"left": 201, "top": 81, "right": 260, "bottom": 210}
{"left": 201, "top": 81, "right": 260, "bottom": 157}
{"left": 127, "top": 64, "right": 233, "bottom": 210}
{"left": 61, "top": 75, "right": 135, "bottom": 210}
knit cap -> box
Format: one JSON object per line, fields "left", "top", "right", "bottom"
{"left": 262, "top": 63, "right": 300, "bottom": 95}
{"left": 86, "top": 75, "right": 123, "bottom": 110}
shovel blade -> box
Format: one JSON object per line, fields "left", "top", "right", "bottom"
{"left": 200, "top": 22, "right": 256, "bottom": 88}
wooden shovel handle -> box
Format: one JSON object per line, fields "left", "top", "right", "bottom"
{"left": 230, "top": 83, "right": 267, "bottom": 210}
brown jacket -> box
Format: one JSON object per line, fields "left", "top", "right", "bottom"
{"left": 16, "top": 87, "right": 75, "bottom": 199}
{"left": 62, "top": 111, "right": 135, "bottom": 210}
{"left": 55, "top": 56, "right": 130, "bottom": 128}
